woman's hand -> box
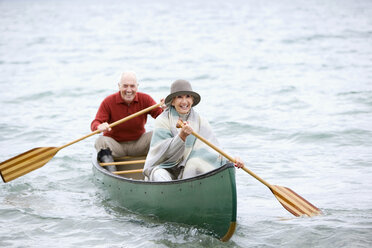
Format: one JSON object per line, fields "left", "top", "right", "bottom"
{"left": 234, "top": 157, "right": 245, "bottom": 169}
{"left": 178, "top": 120, "right": 193, "bottom": 141}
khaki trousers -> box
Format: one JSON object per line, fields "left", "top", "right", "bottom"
{"left": 94, "top": 132, "right": 153, "bottom": 157}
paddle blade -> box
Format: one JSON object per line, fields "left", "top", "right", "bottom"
{"left": 270, "top": 185, "right": 322, "bottom": 217}
{"left": 0, "top": 147, "right": 59, "bottom": 183}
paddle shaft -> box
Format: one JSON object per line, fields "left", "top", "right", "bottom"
{"left": 182, "top": 122, "right": 271, "bottom": 188}
{"left": 0, "top": 102, "right": 162, "bottom": 183}
{"left": 58, "top": 102, "right": 162, "bottom": 151}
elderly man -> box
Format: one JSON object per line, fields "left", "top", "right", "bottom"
{"left": 91, "top": 71, "right": 163, "bottom": 171}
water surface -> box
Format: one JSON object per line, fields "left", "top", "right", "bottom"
{"left": 1, "top": 0, "right": 371, "bottom": 247}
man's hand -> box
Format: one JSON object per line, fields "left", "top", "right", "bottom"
{"left": 97, "top": 122, "right": 112, "bottom": 132}
{"left": 160, "top": 98, "right": 166, "bottom": 109}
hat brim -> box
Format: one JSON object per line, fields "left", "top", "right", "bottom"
{"left": 165, "top": 91, "right": 201, "bottom": 107}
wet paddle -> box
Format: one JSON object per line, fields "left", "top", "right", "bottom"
{"left": 177, "top": 120, "right": 322, "bottom": 217}
{"left": 0, "top": 102, "right": 162, "bottom": 183}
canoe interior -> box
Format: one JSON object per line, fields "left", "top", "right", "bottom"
{"left": 92, "top": 153, "right": 237, "bottom": 241}
{"left": 113, "top": 155, "right": 146, "bottom": 180}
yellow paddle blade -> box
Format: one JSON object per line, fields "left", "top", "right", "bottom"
{"left": 0, "top": 147, "right": 59, "bottom": 183}
{"left": 270, "top": 185, "right": 322, "bottom": 217}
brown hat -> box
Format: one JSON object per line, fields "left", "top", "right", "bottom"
{"left": 165, "top": 79, "right": 201, "bottom": 107}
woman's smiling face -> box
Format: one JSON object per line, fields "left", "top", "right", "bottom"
{"left": 171, "top": 94, "right": 194, "bottom": 114}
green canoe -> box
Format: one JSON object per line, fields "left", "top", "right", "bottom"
{"left": 92, "top": 154, "right": 237, "bottom": 241}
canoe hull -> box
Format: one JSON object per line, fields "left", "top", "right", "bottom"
{"left": 92, "top": 155, "right": 237, "bottom": 241}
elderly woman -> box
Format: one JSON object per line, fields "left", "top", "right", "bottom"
{"left": 143, "top": 79, "right": 244, "bottom": 181}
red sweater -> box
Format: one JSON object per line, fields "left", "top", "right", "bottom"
{"left": 91, "top": 92, "right": 163, "bottom": 142}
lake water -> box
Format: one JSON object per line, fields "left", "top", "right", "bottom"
{"left": 1, "top": 0, "right": 371, "bottom": 247}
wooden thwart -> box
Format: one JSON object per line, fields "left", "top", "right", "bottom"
{"left": 177, "top": 120, "right": 322, "bottom": 217}
{"left": 100, "top": 160, "right": 146, "bottom": 167}
{"left": 0, "top": 103, "right": 162, "bottom": 183}
{"left": 113, "top": 169, "right": 143, "bottom": 175}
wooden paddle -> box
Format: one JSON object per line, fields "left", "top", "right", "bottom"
{"left": 0, "top": 103, "right": 162, "bottom": 183}
{"left": 177, "top": 120, "right": 322, "bottom": 217}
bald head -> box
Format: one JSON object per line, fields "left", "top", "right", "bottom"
{"left": 118, "top": 71, "right": 139, "bottom": 104}
{"left": 120, "top": 71, "right": 137, "bottom": 86}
